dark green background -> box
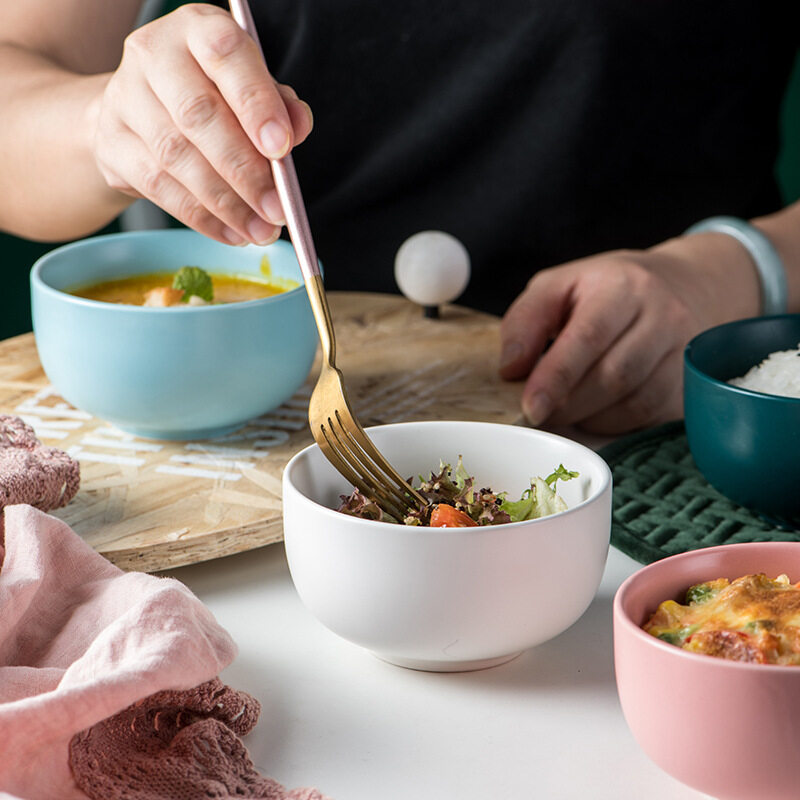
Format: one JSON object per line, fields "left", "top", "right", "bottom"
{"left": 3, "top": 50, "right": 800, "bottom": 341}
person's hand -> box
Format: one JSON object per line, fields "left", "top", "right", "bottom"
{"left": 499, "top": 233, "right": 762, "bottom": 435}
{"left": 91, "top": 3, "right": 313, "bottom": 245}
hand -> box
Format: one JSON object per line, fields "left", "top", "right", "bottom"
{"left": 499, "top": 234, "right": 761, "bottom": 435}
{"left": 91, "top": 3, "right": 313, "bottom": 245}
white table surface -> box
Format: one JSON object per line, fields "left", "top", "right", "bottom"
{"left": 164, "top": 543, "right": 709, "bottom": 800}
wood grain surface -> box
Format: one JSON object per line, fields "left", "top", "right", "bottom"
{"left": 0, "top": 292, "right": 523, "bottom": 572}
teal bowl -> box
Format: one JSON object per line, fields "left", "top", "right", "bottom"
{"left": 31, "top": 229, "right": 317, "bottom": 440}
{"left": 684, "top": 315, "right": 800, "bottom": 526}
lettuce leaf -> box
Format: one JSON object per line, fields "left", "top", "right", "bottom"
{"left": 545, "top": 464, "right": 580, "bottom": 490}
{"left": 337, "top": 488, "right": 397, "bottom": 523}
{"left": 502, "top": 472, "right": 576, "bottom": 523}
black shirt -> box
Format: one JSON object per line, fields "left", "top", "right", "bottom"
{"left": 237, "top": 0, "right": 798, "bottom": 314}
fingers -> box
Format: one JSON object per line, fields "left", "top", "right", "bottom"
{"left": 499, "top": 268, "right": 575, "bottom": 380}
{"left": 96, "top": 4, "right": 314, "bottom": 243}
{"left": 499, "top": 254, "right": 697, "bottom": 433}
{"left": 180, "top": 5, "right": 313, "bottom": 152}
{"left": 127, "top": 55, "right": 281, "bottom": 241}
{"left": 183, "top": 9, "right": 292, "bottom": 158}
{"left": 546, "top": 307, "right": 673, "bottom": 425}
{"left": 97, "top": 120, "right": 251, "bottom": 245}
{"left": 108, "top": 71, "right": 276, "bottom": 243}
{"left": 277, "top": 83, "right": 314, "bottom": 148}
{"left": 578, "top": 351, "right": 684, "bottom": 435}
{"left": 515, "top": 267, "right": 639, "bottom": 425}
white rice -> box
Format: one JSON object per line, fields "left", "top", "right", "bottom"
{"left": 729, "top": 342, "right": 800, "bottom": 398}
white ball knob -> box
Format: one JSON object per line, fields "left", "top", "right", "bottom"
{"left": 394, "top": 231, "right": 471, "bottom": 309}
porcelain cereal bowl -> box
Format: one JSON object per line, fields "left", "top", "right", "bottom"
{"left": 282, "top": 420, "right": 612, "bottom": 672}
{"left": 30, "top": 229, "right": 317, "bottom": 440}
{"left": 614, "top": 542, "right": 800, "bottom": 800}
{"left": 684, "top": 314, "right": 800, "bottom": 526}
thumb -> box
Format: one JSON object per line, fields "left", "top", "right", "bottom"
{"left": 499, "top": 269, "right": 574, "bottom": 380}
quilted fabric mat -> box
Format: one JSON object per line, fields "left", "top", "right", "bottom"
{"left": 598, "top": 421, "right": 800, "bottom": 565}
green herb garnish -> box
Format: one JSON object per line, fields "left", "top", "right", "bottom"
{"left": 172, "top": 266, "right": 214, "bottom": 303}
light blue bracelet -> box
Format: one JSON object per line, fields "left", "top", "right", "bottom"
{"left": 684, "top": 215, "right": 788, "bottom": 316}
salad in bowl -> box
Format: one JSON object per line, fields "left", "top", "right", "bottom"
{"left": 337, "top": 457, "right": 579, "bottom": 527}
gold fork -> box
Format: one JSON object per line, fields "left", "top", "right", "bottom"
{"left": 230, "top": 0, "right": 427, "bottom": 521}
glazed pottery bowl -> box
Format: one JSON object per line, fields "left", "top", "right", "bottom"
{"left": 282, "top": 420, "right": 612, "bottom": 672}
{"left": 31, "top": 229, "right": 317, "bottom": 440}
{"left": 684, "top": 314, "right": 800, "bottom": 526}
{"left": 614, "top": 542, "right": 800, "bottom": 800}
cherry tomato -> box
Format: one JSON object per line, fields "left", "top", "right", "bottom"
{"left": 429, "top": 504, "right": 478, "bottom": 527}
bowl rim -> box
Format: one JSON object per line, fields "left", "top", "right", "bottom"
{"left": 283, "top": 419, "right": 613, "bottom": 533}
{"left": 30, "top": 229, "right": 308, "bottom": 314}
{"left": 614, "top": 540, "right": 800, "bottom": 673}
{"left": 684, "top": 315, "right": 800, "bottom": 404}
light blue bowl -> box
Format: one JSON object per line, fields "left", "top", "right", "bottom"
{"left": 31, "top": 229, "right": 317, "bottom": 440}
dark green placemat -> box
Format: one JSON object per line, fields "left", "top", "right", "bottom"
{"left": 598, "top": 421, "right": 800, "bottom": 565}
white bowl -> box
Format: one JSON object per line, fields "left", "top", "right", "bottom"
{"left": 282, "top": 421, "right": 612, "bottom": 671}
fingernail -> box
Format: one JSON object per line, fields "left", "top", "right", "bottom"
{"left": 263, "top": 228, "right": 281, "bottom": 245}
{"left": 500, "top": 341, "right": 524, "bottom": 370}
{"left": 222, "top": 226, "right": 246, "bottom": 246}
{"left": 247, "top": 215, "right": 278, "bottom": 245}
{"left": 259, "top": 121, "right": 289, "bottom": 158}
{"left": 260, "top": 189, "right": 285, "bottom": 225}
{"left": 523, "top": 391, "right": 552, "bottom": 427}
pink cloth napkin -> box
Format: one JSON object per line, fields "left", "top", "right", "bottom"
{"left": 0, "top": 415, "right": 80, "bottom": 511}
{"left": 0, "top": 504, "right": 327, "bottom": 800}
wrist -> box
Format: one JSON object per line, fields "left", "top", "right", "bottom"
{"left": 80, "top": 73, "right": 130, "bottom": 206}
{"left": 646, "top": 230, "right": 761, "bottom": 325}
{"left": 684, "top": 216, "right": 787, "bottom": 316}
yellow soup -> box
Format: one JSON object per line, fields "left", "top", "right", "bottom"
{"left": 70, "top": 270, "right": 296, "bottom": 306}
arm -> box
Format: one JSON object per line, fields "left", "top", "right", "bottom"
{"left": 0, "top": 1, "right": 312, "bottom": 244}
{"left": 0, "top": 0, "right": 140, "bottom": 239}
{"left": 499, "top": 200, "right": 800, "bottom": 435}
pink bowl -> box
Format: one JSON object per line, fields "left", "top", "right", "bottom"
{"left": 614, "top": 542, "right": 800, "bottom": 800}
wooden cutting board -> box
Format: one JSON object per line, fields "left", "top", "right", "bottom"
{"left": 0, "top": 292, "right": 523, "bottom": 572}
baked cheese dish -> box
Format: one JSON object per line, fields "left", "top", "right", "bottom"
{"left": 643, "top": 573, "right": 800, "bottom": 665}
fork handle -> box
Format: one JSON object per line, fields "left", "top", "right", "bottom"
{"left": 302, "top": 273, "right": 337, "bottom": 365}
{"left": 228, "top": 0, "right": 321, "bottom": 283}
{"left": 270, "top": 157, "right": 336, "bottom": 364}
{"left": 270, "top": 155, "right": 321, "bottom": 281}
{"left": 229, "top": 0, "right": 335, "bottom": 364}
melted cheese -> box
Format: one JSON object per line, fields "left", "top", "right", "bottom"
{"left": 644, "top": 574, "right": 800, "bottom": 665}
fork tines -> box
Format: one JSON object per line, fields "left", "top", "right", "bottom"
{"left": 316, "top": 411, "right": 425, "bottom": 521}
